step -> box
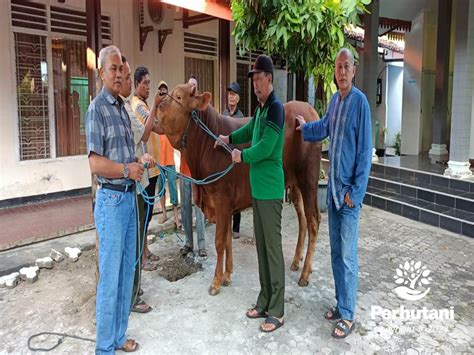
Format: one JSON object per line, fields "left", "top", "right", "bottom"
{"left": 371, "top": 162, "right": 474, "bottom": 194}
{"left": 366, "top": 162, "right": 474, "bottom": 238}
{"left": 364, "top": 188, "right": 474, "bottom": 238}
{"left": 369, "top": 175, "right": 474, "bottom": 213}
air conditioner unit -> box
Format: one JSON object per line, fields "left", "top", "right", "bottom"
{"left": 139, "top": 0, "right": 174, "bottom": 31}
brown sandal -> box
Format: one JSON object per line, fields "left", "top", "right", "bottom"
{"left": 131, "top": 300, "right": 153, "bottom": 313}
{"left": 142, "top": 260, "right": 157, "bottom": 271}
{"left": 116, "top": 339, "right": 139, "bottom": 352}
{"left": 148, "top": 253, "right": 160, "bottom": 262}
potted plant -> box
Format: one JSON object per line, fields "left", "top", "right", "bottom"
{"left": 318, "top": 164, "right": 328, "bottom": 213}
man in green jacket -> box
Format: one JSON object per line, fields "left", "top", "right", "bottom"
{"left": 215, "top": 55, "right": 285, "bottom": 333}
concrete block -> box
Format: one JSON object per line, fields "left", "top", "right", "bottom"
{"left": 147, "top": 234, "right": 157, "bottom": 244}
{"left": 64, "top": 247, "right": 81, "bottom": 262}
{"left": 19, "top": 266, "right": 40, "bottom": 283}
{"left": 35, "top": 257, "right": 54, "bottom": 269}
{"left": 49, "top": 248, "right": 64, "bottom": 262}
{"left": 2, "top": 272, "right": 20, "bottom": 289}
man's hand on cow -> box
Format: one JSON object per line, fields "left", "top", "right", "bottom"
{"left": 128, "top": 162, "right": 145, "bottom": 181}
{"left": 295, "top": 115, "right": 306, "bottom": 131}
{"left": 214, "top": 135, "right": 230, "bottom": 149}
{"left": 139, "top": 153, "right": 155, "bottom": 168}
{"left": 231, "top": 149, "right": 242, "bottom": 163}
{"left": 344, "top": 192, "right": 354, "bottom": 208}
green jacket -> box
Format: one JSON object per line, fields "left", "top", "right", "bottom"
{"left": 230, "top": 90, "right": 285, "bottom": 200}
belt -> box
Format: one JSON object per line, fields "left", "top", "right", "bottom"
{"left": 100, "top": 183, "right": 135, "bottom": 193}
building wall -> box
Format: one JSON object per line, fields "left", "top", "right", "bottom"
{"left": 401, "top": 11, "right": 424, "bottom": 155}
{"left": 355, "top": 53, "right": 388, "bottom": 149}
{"left": 0, "top": 0, "right": 231, "bottom": 201}
{"left": 386, "top": 63, "right": 404, "bottom": 147}
{"left": 420, "top": 6, "right": 437, "bottom": 153}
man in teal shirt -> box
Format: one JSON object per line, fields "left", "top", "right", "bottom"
{"left": 216, "top": 55, "right": 285, "bottom": 333}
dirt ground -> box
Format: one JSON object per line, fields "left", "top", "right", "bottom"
{"left": 0, "top": 231, "right": 202, "bottom": 354}
{"left": 0, "top": 205, "right": 473, "bottom": 354}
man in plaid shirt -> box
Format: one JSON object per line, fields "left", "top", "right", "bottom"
{"left": 86, "top": 45, "right": 154, "bottom": 354}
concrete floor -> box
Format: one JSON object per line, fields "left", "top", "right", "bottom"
{"left": 0, "top": 203, "right": 472, "bottom": 354}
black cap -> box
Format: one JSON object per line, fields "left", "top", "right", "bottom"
{"left": 248, "top": 55, "right": 274, "bottom": 78}
{"left": 227, "top": 82, "right": 241, "bottom": 95}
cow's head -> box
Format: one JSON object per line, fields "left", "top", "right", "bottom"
{"left": 156, "top": 83, "right": 211, "bottom": 149}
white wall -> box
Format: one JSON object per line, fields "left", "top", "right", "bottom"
{"left": 386, "top": 63, "right": 404, "bottom": 147}
{"left": 401, "top": 11, "right": 424, "bottom": 155}
{"left": 355, "top": 53, "right": 388, "bottom": 148}
{"left": 0, "top": 1, "right": 230, "bottom": 201}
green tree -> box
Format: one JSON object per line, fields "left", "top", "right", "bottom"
{"left": 232, "top": 0, "right": 370, "bottom": 102}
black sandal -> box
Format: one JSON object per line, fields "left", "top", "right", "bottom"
{"left": 324, "top": 307, "right": 341, "bottom": 321}
{"left": 332, "top": 320, "right": 355, "bottom": 339}
{"left": 246, "top": 307, "right": 267, "bottom": 319}
{"left": 180, "top": 245, "right": 193, "bottom": 256}
{"left": 260, "top": 316, "right": 284, "bottom": 333}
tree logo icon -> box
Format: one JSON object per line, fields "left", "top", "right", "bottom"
{"left": 393, "top": 260, "right": 432, "bottom": 301}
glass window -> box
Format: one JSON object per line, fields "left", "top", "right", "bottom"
{"left": 14, "top": 32, "right": 51, "bottom": 160}
{"left": 52, "top": 38, "right": 88, "bottom": 156}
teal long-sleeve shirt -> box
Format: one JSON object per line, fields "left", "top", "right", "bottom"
{"left": 303, "top": 86, "right": 372, "bottom": 209}
{"left": 229, "top": 90, "right": 285, "bottom": 200}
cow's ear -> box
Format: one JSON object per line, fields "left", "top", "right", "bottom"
{"left": 195, "top": 92, "right": 211, "bottom": 111}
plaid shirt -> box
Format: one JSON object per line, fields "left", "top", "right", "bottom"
{"left": 86, "top": 88, "right": 135, "bottom": 185}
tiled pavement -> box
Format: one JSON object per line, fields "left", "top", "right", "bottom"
{"left": 0, "top": 204, "right": 472, "bottom": 353}
{"left": 0, "top": 196, "right": 94, "bottom": 251}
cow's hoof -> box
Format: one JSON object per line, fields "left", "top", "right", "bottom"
{"left": 298, "top": 278, "right": 309, "bottom": 287}
{"left": 222, "top": 279, "right": 231, "bottom": 287}
{"left": 208, "top": 286, "right": 220, "bottom": 296}
{"left": 290, "top": 263, "right": 299, "bottom": 272}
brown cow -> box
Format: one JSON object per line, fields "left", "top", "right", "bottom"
{"left": 156, "top": 84, "right": 322, "bottom": 295}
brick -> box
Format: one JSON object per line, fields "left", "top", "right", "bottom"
{"left": 64, "top": 247, "right": 82, "bottom": 262}
{"left": 35, "top": 257, "right": 54, "bottom": 269}
{"left": 49, "top": 248, "right": 64, "bottom": 262}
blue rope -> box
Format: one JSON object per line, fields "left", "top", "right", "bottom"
{"left": 133, "top": 109, "right": 236, "bottom": 269}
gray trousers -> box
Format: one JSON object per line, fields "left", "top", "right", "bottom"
{"left": 181, "top": 179, "right": 206, "bottom": 250}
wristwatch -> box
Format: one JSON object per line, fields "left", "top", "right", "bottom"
{"left": 122, "top": 164, "right": 129, "bottom": 179}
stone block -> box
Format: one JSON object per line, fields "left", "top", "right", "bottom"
{"left": 49, "top": 248, "right": 64, "bottom": 262}
{"left": 19, "top": 266, "right": 40, "bottom": 283}
{"left": 147, "top": 234, "right": 157, "bottom": 244}
{"left": 64, "top": 247, "right": 81, "bottom": 262}
{"left": 1, "top": 272, "right": 20, "bottom": 289}
{"left": 35, "top": 257, "right": 54, "bottom": 269}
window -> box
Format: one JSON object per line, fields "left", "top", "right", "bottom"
{"left": 14, "top": 32, "right": 50, "bottom": 160}
{"left": 52, "top": 39, "right": 88, "bottom": 156}
{"left": 185, "top": 57, "right": 215, "bottom": 102}
{"left": 184, "top": 32, "right": 217, "bottom": 109}
{"left": 11, "top": 0, "right": 111, "bottom": 160}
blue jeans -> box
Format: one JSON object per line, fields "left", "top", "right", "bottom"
{"left": 180, "top": 179, "right": 205, "bottom": 249}
{"left": 157, "top": 165, "right": 178, "bottom": 205}
{"left": 328, "top": 195, "right": 360, "bottom": 321}
{"left": 94, "top": 188, "right": 137, "bottom": 354}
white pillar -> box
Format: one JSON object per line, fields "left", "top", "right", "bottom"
{"left": 445, "top": 0, "right": 474, "bottom": 179}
